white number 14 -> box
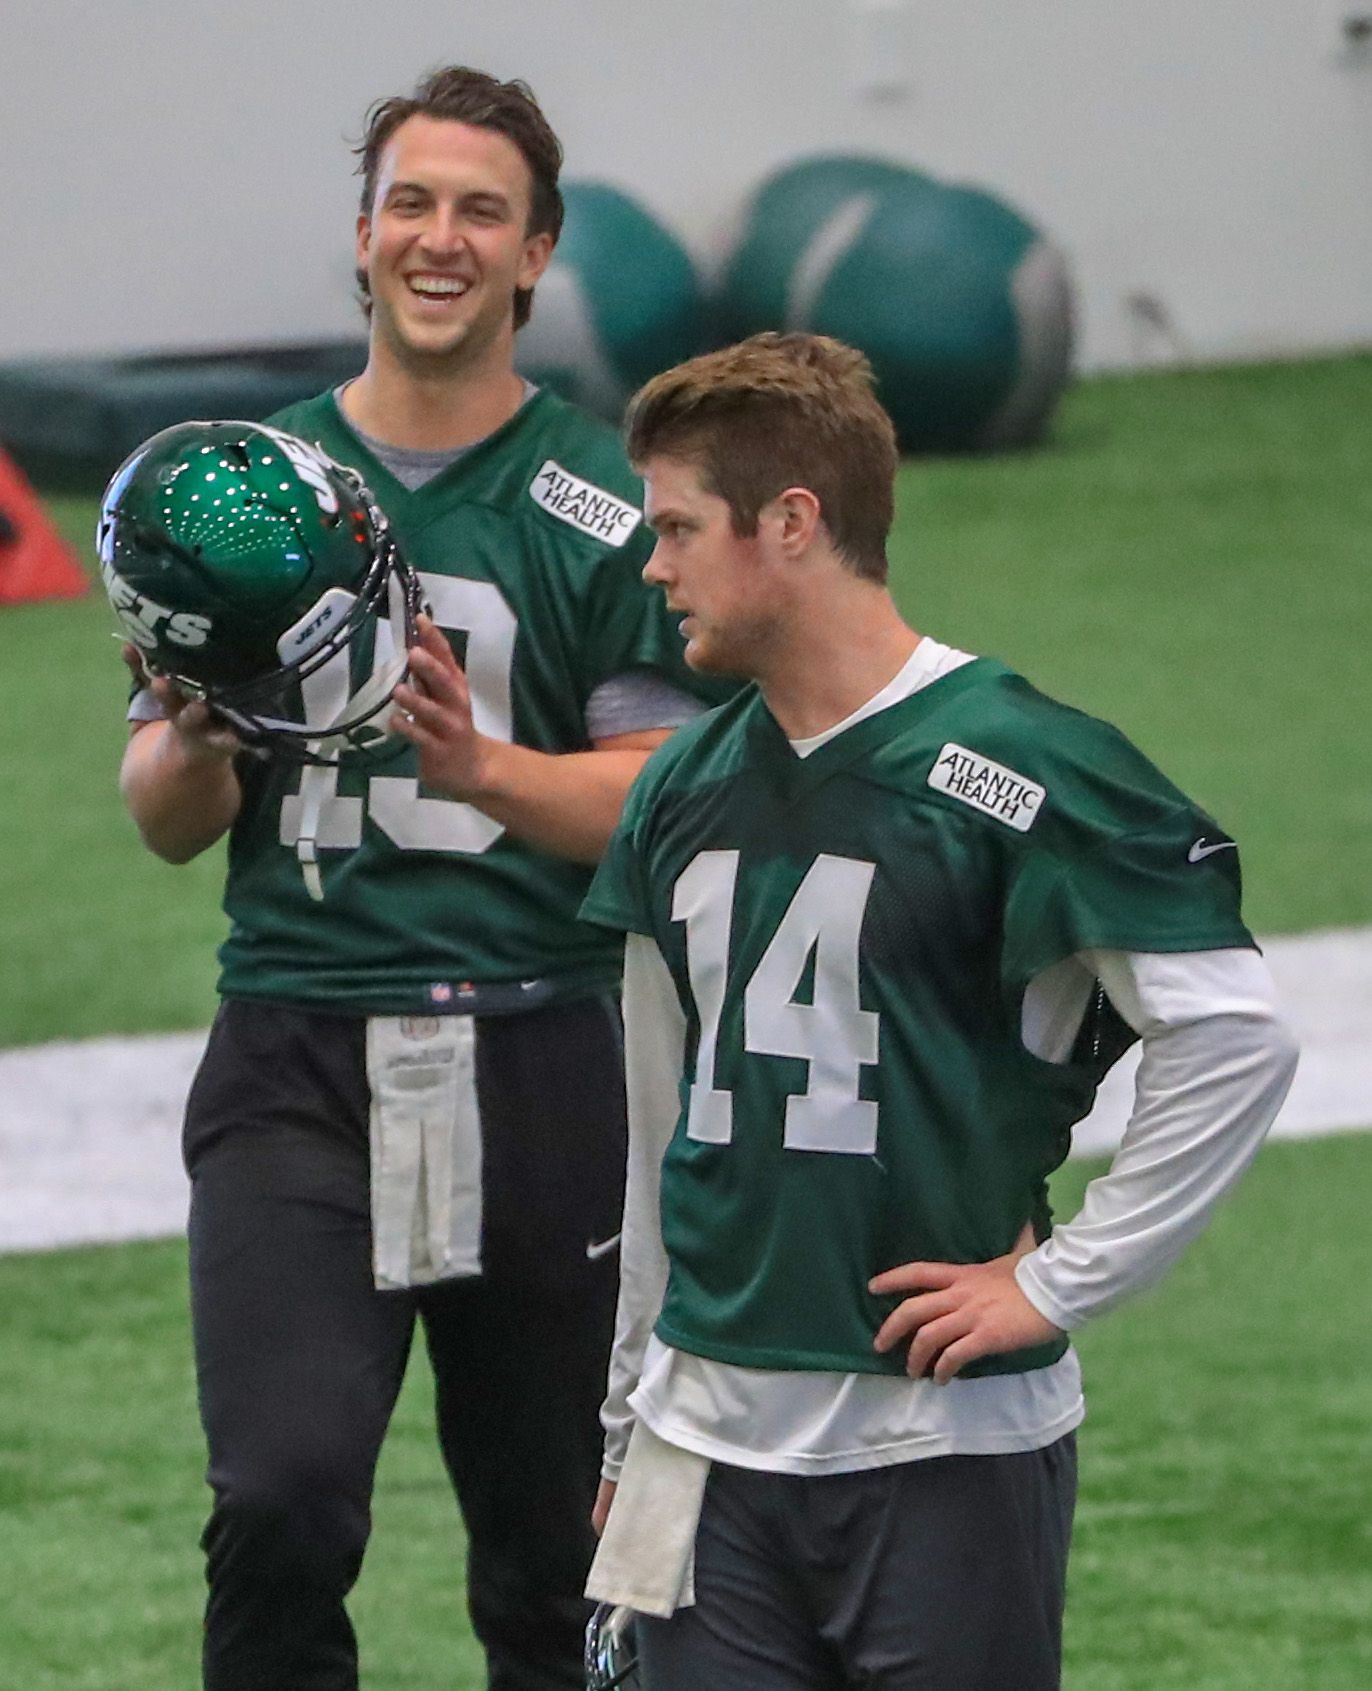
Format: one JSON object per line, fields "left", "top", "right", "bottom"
{"left": 671, "top": 850, "right": 880, "bottom": 1155}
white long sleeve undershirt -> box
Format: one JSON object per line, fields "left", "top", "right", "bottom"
{"left": 1013, "top": 946, "right": 1298, "bottom": 1332}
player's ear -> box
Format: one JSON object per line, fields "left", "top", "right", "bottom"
{"left": 769, "top": 487, "right": 823, "bottom": 556}
{"left": 518, "top": 229, "right": 555, "bottom": 290}
{"left": 356, "top": 211, "right": 374, "bottom": 274}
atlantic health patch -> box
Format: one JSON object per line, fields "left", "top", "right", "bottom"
{"left": 529, "top": 460, "right": 641, "bottom": 545}
{"left": 927, "top": 742, "right": 1045, "bottom": 832}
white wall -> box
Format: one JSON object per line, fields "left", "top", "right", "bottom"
{"left": 3, "top": 0, "right": 1371, "bottom": 369}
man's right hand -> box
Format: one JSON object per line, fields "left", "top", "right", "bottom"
{"left": 120, "top": 644, "right": 244, "bottom": 861}
{"left": 123, "top": 643, "right": 241, "bottom": 762}
{"left": 592, "top": 1478, "right": 617, "bottom": 1537}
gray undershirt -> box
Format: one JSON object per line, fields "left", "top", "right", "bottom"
{"left": 336, "top": 379, "right": 537, "bottom": 492}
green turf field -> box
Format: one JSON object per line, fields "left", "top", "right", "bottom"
{"left": 2, "top": 353, "right": 1370, "bottom": 1046}
{"left": 2, "top": 355, "right": 1370, "bottom": 1687}
{"left": 1, "top": 1136, "right": 1369, "bottom": 1690}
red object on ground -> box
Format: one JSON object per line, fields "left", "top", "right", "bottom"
{"left": 0, "top": 447, "right": 89, "bottom": 604}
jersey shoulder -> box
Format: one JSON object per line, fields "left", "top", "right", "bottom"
{"left": 981, "top": 670, "right": 1199, "bottom": 825}
{"left": 469, "top": 389, "right": 646, "bottom": 556}
{"left": 867, "top": 663, "right": 1207, "bottom": 844}
{"left": 264, "top": 390, "right": 340, "bottom": 445}
{"left": 621, "top": 687, "right": 762, "bottom": 828}
{"left": 528, "top": 389, "right": 644, "bottom": 503}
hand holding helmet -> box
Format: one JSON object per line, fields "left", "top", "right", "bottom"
{"left": 389, "top": 613, "right": 494, "bottom": 801}
{"left": 98, "top": 419, "right": 422, "bottom": 764}
{"left": 101, "top": 419, "right": 426, "bottom": 897}
{"left": 121, "top": 640, "right": 242, "bottom": 764}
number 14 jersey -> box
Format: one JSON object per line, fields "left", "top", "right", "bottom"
{"left": 582, "top": 658, "right": 1254, "bottom": 1379}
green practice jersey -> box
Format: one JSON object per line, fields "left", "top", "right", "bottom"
{"left": 582, "top": 660, "right": 1254, "bottom": 1378}
{"left": 216, "top": 387, "right": 723, "bottom": 1015}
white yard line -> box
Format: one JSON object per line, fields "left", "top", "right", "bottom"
{"left": 1, "top": 928, "right": 1369, "bottom": 1254}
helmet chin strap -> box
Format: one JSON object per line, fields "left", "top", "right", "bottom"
{"left": 308, "top": 651, "right": 409, "bottom": 758}
{"left": 290, "top": 576, "right": 418, "bottom": 900}
{"left": 291, "top": 674, "right": 411, "bottom": 900}
{"left": 294, "top": 762, "right": 333, "bottom": 903}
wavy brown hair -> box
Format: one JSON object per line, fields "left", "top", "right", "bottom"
{"left": 353, "top": 65, "right": 563, "bottom": 331}
{"left": 626, "top": 333, "right": 898, "bottom": 581}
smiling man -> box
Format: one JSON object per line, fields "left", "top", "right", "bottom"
{"left": 346, "top": 84, "right": 556, "bottom": 445}
{"left": 117, "top": 66, "right": 727, "bottom": 1691}
{"left": 581, "top": 332, "right": 1298, "bottom": 1690}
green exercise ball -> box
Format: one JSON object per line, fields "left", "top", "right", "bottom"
{"left": 517, "top": 181, "right": 707, "bottom": 421}
{"left": 719, "top": 156, "right": 1074, "bottom": 453}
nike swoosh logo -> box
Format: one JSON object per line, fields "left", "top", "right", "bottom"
{"left": 1188, "top": 838, "right": 1237, "bottom": 863}
{"left": 585, "top": 1232, "right": 622, "bottom": 1262}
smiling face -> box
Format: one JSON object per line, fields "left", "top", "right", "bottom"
{"left": 640, "top": 455, "right": 793, "bottom": 679}
{"left": 357, "top": 115, "right": 553, "bottom": 370}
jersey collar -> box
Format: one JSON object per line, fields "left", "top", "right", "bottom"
{"left": 747, "top": 657, "right": 1012, "bottom": 801}
{"left": 322, "top": 384, "right": 559, "bottom": 508}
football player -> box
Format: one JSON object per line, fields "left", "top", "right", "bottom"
{"left": 113, "top": 67, "right": 727, "bottom": 1691}
{"left": 580, "top": 332, "right": 1299, "bottom": 1689}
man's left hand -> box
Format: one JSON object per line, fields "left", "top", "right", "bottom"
{"left": 869, "top": 1228, "right": 1064, "bottom": 1384}
{"left": 390, "top": 614, "right": 492, "bottom": 800}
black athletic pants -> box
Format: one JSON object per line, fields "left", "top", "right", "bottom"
{"left": 183, "top": 996, "right": 627, "bottom": 1691}
{"left": 638, "top": 1437, "right": 1077, "bottom": 1691}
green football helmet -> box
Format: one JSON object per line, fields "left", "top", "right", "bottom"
{"left": 97, "top": 419, "right": 422, "bottom": 762}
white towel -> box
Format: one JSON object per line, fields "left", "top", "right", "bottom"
{"left": 586, "top": 1421, "right": 709, "bottom": 1617}
{"left": 365, "top": 1015, "right": 482, "bottom": 1289}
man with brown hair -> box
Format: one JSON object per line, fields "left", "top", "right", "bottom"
{"left": 117, "top": 65, "right": 723, "bottom": 1691}
{"left": 581, "top": 332, "right": 1296, "bottom": 1687}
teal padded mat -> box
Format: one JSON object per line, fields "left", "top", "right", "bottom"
{"left": 0, "top": 343, "right": 367, "bottom": 486}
